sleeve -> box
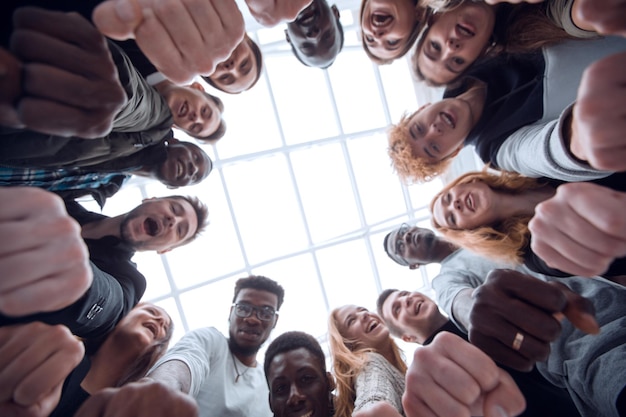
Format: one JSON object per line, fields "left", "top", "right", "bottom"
{"left": 149, "top": 327, "right": 219, "bottom": 398}
{"left": 494, "top": 105, "right": 613, "bottom": 182}
{"left": 0, "top": 261, "right": 126, "bottom": 342}
{"left": 432, "top": 270, "right": 484, "bottom": 332}
{"left": 353, "top": 354, "right": 404, "bottom": 414}
{"left": 546, "top": 0, "right": 599, "bottom": 39}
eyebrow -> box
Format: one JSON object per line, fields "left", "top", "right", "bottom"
{"left": 219, "top": 75, "right": 235, "bottom": 86}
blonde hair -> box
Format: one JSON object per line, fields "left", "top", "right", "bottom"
{"left": 430, "top": 169, "right": 544, "bottom": 264}
{"left": 387, "top": 111, "right": 455, "bottom": 183}
{"left": 328, "top": 307, "right": 407, "bottom": 417}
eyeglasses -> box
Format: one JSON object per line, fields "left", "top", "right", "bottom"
{"left": 232, "top": 303, "right": 277, "bottom": 321}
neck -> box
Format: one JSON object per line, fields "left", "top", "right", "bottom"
{"left": 80, "top": 215, "right": 123, "bottom": 240}
{"left": 418, "top": 314, "right": 449, "bottom": 344}
{"left": 81, "top": 337, "right": 141, "bottom": 393}
{"left": 232, "top": 350, "right": 257, "bottom": 368}
{"left": 377, "top": 339, "right": 398, "bottom": 368}
{"left": 432, "top": 240, "right": 460, "bottom": 263}
{"left": 458, "top": 79, "right": 487, "bottom": 126}
{"left": 153, "top": 79, "right": 174, "bottom": 98}
{"left": 496, "top": 186, "right": 556, "bottom": 218}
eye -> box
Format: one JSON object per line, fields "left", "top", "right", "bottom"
{"left": 387, "top": 39, "right": 400, "bottom": 47}
{"left": 273, "top": 384, "right": 288, "bottom": 395}
{"left": 448, "top": 213, "right": 456, "bottom": 227}
{"left": 301, "top": 374, "right": 316, "bottom": 385}
{"left": 365, "top": 35, "right": 374, "bottom": 43}
{"left": 396, "top": 240, "right": 405, "bottom": 253}
{"left": 177, "top": 225, "right": 183, "bottom": 237}
{"left": 452, "top": 57, "right": 465, "bottom": 67}
{"left": 444, "top": 192, "right": 451, "bottom": 204}
{"left": 240, "top": 59, "right": 250, "bottom": 71}
{"left": 430, "top": 41, "right": 441, "bottom": 52}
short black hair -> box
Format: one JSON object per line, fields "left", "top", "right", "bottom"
{"left": 264, "top": 331, "right": 326, "bottom": 380}
{"left": 233, "top": 275, "right": 285, "bottom": 311}
{"left": 376, "top": 288, "right": 404, "bottom": 338}
{"left": 290, "top": 10, "right": 345, "bottom": 69}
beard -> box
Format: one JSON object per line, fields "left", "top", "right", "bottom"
{"left": 228, "top": 328, "right": 262, "bottom": 357}
{"left": 119, "top": 210, "right": 146, "bottom": 250}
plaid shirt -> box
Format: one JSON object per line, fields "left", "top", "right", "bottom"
{"left": 0, "top": 166, "right": 130, "bottom": 192}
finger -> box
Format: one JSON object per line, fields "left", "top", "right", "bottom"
{"left": 469, "top": 331, "right": 547, "bottom": 372}
{"left": 550, "top": 282, "right": 600, "bottom": 334}
{"left": 92, "top": 0, "right": 144, "bottom": 41}
{"left": 11, "top": 31, "right": 116, "bottom": 81}
{"left": 0, "top": 188, "right": 66, "bottom": 221}
{"left": 402, "top": 393, "right": 439, "bottom": 417}
{"left": 482, "top": 369, "right": 526, "bottom": 417}
{"left": 12, "top": 8, "right": 108, "bottom": 52}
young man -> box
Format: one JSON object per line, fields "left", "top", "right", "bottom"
{"left": 383, "top": 223, "right": 626, "bottom": 417}
{"left": 264, "top": 331, "right": 335, "bottom": 417}
{"left": 146, "top": 275, "right": 285, "bottom": 417}
{"left": 0, "top": 189, "right": 209, "bottom": 347}
{"left": 285, "top": 0, "right": 344, "bottom": 69}
{"left": 0, "top": 137, "right": 212, "bottom": 207}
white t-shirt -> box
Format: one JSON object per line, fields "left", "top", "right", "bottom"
{"left": 150, "top": 327, "right": 271, "bottom": 417}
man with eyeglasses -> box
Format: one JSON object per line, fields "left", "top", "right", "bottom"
{"left": 145, "top": 275, "right": 285, "bottom": 417}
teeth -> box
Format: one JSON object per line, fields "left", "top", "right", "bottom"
{"left": 372, "top": 13, "right": 391, "bottom": 27}
{"left": 442, "top": 112, "right": 454, "bottom": 128}
{"left": 301, "top": 412, "right": 312, "bottom": 417}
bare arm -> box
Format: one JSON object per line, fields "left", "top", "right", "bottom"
{"left": 145, "top": 360, "right": 192, "bottom": 394}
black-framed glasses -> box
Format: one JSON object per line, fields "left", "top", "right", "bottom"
{"left": 232, "top": 303, "right": 277, "bottom": 321}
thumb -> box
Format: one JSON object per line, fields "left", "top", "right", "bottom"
{"left": 92, "top": 0, "right": 143, "bottom": 41}
{"left": 551, "top": 282, "right": 600, "bottom": 335}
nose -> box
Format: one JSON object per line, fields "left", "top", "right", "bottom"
{"left": 286, "top": 384, "right": 305, "bottom": 406}
{"left": 165, "top": 215, "right": 175, "bottom": 228}
{"left": 188, "top": 109, "right": 198, "bottom": 122}
{"left": 306, "top": 26, "right": 320, "bottom": 38}
{"left": 447, "top": 38, "right": 461, "bottom": 50}
{"left": 223, "top": 58, "right": 235, "bottom": 70}
{"left": 374, "top": 28, "right": 387, "bottom": 38}
{"left": 453, "top": 198, "right": 462, "bottom": 211}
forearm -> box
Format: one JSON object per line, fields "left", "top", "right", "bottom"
{"left": 146, "top": 360, "right": 192, "bottom": 394}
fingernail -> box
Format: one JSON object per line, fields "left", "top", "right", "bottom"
{"left": 115, "top": 0, "right": 139, "bottom": 22}
{"left": 491, "top": 405, "right": 510, "bottom": 417}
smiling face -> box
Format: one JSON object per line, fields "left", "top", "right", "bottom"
{"left": 380, "top": 290, "right": 440, "bottom": 343}
{"left": 268, "top": 347, "right": 333, "bottom": 417}
{"left": 432, "top": 180, "right": 499, "bottom": 230}
{"left": 286, "top": 0, "right": 343, "bottom": 68}
{"left": 417, "top": 2, "right": 495, "bottom": 85}
{"left": 166, "top": 82, "right": 222, "bottom": 138}
{"left": 361, "top": 0, "right": 419, "bottom": 61}
{"left": 334, "top": 305, "right": 389, "bottom": 351}
{"left": 229, "top": 288, "right": 278, "bottom": 356}
{"left": 113, "top": 303, "right": 172, "bottom": 349}
{"left": 120, "top": 197, "right": 199, "bottom": 253}
{"left": 207, "top": 38, "right": 259, "bottom": 94}
{"left": 157, "top": 142, "right": 212, "bottom": 188}
{"left": 385, "top": 225, "right": 439, "bottom": 268}
{"left": 406, "top": 98, "right": 474, "bottom": 162}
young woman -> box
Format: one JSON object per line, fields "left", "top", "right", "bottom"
{"left": 429, "top": 169, "right": 626, "bottom": 280}
{"left": 202, "top": 34, "right": 264, "bottom": 94}
{"left": 359, "top": 0, "right": 428, "bottom": 64}
{"left": 328, "top": 305, "right": 407, "bottom": 417}
{"left": 388, "top": 34, "right": 625, "bottom": 184}
{"left": 49, "top": 303, "right": 173, "bottom": 417}
{"left": 413, "top": 0, "right": 599, "bottom": 86}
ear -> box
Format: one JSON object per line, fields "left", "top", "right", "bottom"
{"left": 190, "top": 82, "right": 205, "bottom": 92}
{"left": 402, "top": 334, "right": 417, "bottom": 343}
{"left": 284, "top": 29, "right": 291, "bottom": 44}
{"left": 331, "top": 4, "right": 340, "bottom": 19}
{"left": 409, "top": 264, "right": 420, "bottom": 270}
{"left": 157, "top": 247, "right": 172, "bottom": 255}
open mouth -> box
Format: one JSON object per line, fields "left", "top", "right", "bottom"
{"left": 297, "top": 5, "right": 317, "bottom": 25}
{"left": 456, "top": 23, "right": 475, "bottom": 38}
{"left": 366, "top": 319, "right": 379, "bottom": 333}
{"left": 441, "top": 111, "right": 456, "bottom": 129}
{"left": 372, "top": 12, "right": 392, "bottom": 27}
{"left": 465, "top": 194, "right": 474, "bottom": 211}
{"left": 144, "top": 322, "right": 158, "bottom": 338}
{"left": 144, "top": 218, "right": 159, "bottom": 236}
{"left": 414, "top": 302, "right": 422, "bottom": 315}
{"left": 178, "top": 101, "right": 189, "bottom": 118}
{"left": 299, "top": 411, "right": 313, "bottom": 417}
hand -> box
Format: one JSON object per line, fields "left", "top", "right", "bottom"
{"left": 569, "top": 51, "right": 626, "bottom": 172}
{"left": 8, "top": 7, "right": 127, "bottom": 138}
{"left": 244, "top": 0, "right": 313, "bottom": 27}
{"left": 74, "top": 380, "right": 199, "bottom": 417}
{"left": 467, "top": 269, "right": 599, "bottom": 371}
{"left": 0, "top": 47, "right": 23, "bottom": 128}
{"left": 0, "top": 322, "right": 84, "bottom": 417}
{"left": 92, "top": 0, "right": 245, "bottom": 84}
{"left": 529, "top": 182, "right": 626, "bottom": 277}
{"left": 572, "top": 0, "right": 626, "bottom": 36}
{"left": 403, "top": 332, "right": 526, "bottom": 417}
{"left": 0, "top": 187, "right": 92, "bottom": 316}
{"left": 484, "top": 0, "right": 543, "bottom": 3}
